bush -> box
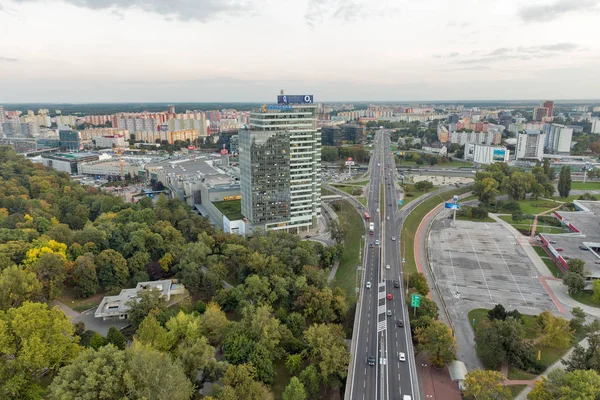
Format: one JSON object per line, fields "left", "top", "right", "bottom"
{"left": 414, "top": 180, "right": 434, "bottom": 191}
{"left": 499, "top": 200, "right": 522, "bottom": 213}
{"left": 538, "top": 215, "right": 562, "bottom": 227}
{"left": 512, "top": 211, "right": 525, "bottom": 222}
{"left": 471, "top": 207, "right": 488, "bottom": 220}
{"left": 195, "top": 299, "right": 206, "bottom": 314}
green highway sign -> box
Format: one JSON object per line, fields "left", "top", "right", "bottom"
{"left": 411, "top": 294, "right": 421, "bottom": 308}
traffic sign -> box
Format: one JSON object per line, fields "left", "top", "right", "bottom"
{"left": 444, "top": 202, "right": 460, "bottom": 210}
{"left": 411, "top": 294, "right": 421, "bottom": 308}
{"left": 398, "top": 200, "right": 404, "bottom": 205}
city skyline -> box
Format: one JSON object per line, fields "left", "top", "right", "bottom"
{"left": 1, "top": 0, "right": 600, "bottom": 102}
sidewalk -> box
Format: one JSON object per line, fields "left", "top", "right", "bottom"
{"left": 416, "top": 352, "right": 462, "bottom": 400}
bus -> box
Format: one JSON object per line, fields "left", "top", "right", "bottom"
{"left": 364, "top": 212, "right": 371, "bottom": 221}
{"left": 369, "top": 222, "right": 375, "bottom": 235}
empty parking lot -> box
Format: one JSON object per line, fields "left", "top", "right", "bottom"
{"left": 429, "top": 216, "right": 556, "bottom": 312}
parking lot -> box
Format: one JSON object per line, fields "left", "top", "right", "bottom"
{"left": 429, "top": 215, "right": 556, "bottom": 312}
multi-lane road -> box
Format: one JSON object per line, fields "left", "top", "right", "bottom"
{"left": 348, "top": 130, "right": 420, "bottom": 400}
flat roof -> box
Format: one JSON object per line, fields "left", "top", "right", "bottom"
{"left": 540, "top": 200, "right": 600, "bottom": 278}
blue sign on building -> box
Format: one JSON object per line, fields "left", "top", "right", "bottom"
{"left": 277, "top": 95, "right": 314, "bottom": 104}
{"left": 266, "top": 105, "right": 293, "bottom": 111}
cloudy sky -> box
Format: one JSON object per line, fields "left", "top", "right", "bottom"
{"left": 1, "top": 0, "right": 599, "bottom": 102}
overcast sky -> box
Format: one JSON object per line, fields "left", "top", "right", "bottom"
{"left": 1, "top": 0, "right": 600, "bottom": 102}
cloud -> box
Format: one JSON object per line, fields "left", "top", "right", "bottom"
{"left": 433, "top": 52, "right": 461, "bottom": 59}
{"left": 0, "top": 57, "right": 19, "bottom": 62}
{"left": 11, "top": 0, "right": 259, "bottom": 21}
{"left": 304, "top": 0, "right": 395, "bottom": 27}
{"left": 518, "top": 0, "right": 598, "bottom": 22}
{"left": 438, "top": 66, "right": 492, "bottom": 71}
{"left": 448, "top": 42, "right": 580, "bottom": 64}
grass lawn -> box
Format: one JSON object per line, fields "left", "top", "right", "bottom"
{"left": 322, "top": 187, "right": 335, "bottom": 196}
{"left": 570, "top": 291, "right": 600, "bottom": 308}
{"left": 517, "top": 199, "right": 561, "bottom": 215}
{"left": 401, "top": 186, "right": 471, "bottom": 275}
{"left": 508, "top": 366, "right": 536, "bottom": 380}
{"left": 571, "top": 181, "right": 600, "bottom": 190}
{"left": 508, "top": 385, "right": 528, "bottom": 398}
{"left": 58, "top": 287, "right": 105, "bottom": 313}
{"left": 455, "top": 214, "right": 496, "bottom": 223}
{"left": 330, "top": 184, "right": 363, "bottom": 196}
{"left": 533, "top": 246, "right": 563, "bottom": 278}
{"left": 213, "top": 200, "right": 244, "bottom": 220}
{"left": 498, "top": 215, "right": 566, "bottom": 235}
{"left": 358, "top": 197, "right": 367, "bottom": 206}
{"left": 346, "top": 180, "right": 370, "bottom": 186}
{"left": 332, "top": 200, "right": 364, "bottom": 303}
{"left": 380, "top": 184, "right": 385, "bottom": 214}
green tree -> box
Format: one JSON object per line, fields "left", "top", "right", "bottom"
{"left": 201, "top": 302, "right": 230, "bottom": 346}
{"left": 71, "top": 253, "right": 99, "bottom": 298}
{"left": 409, "top": 272, "right": 430, "bottom": 296}
{"left": 563, "top": 330, "right": 600, "bottom": 373}
{"left": 126, "top": 288, "right": 167, "bottom": 327}
{"left": 134, "top": 313, "right": 172, "bottom": 352}
{"left": 89, "top": 332, "right": 107, "bottom": 350}
{"left": 218, "top": 363, "right": 274, "bottom": 400}
{"left": 474, "top": 177, "right": 500, "bottom": 205}
{"left": 327, "top": 218, "right": 349, "bottom": 245}
{"left": 593, "top": 280, "right": 600, "bottom": 304}
{"left": 568, "top": 258, "right": 585, "bottom": 276}
{"left": 286, "top": 353, "right": 303, "bottom": 375}
{"left": 0, "top": 302, "right": 80, "bottom": 397}
{"left": 564, "top": 271, "right": 586, "bottom": 295}
{"left": 299, "top": 365, "right": 320, "bottom": 398}
{"left": 0, "top": 265, "right": 42, "bottom": 310}
{"left": 106, "top": 326, "right": 127, "bottom": 350}
{"left": 488, "top": 304, "right": 508, "bottom": 321}
{"left": 28, "top": 252, "right": 68, "bottom": 300}
{"left": 175, "top": 336, "right": 216, "bottom": 381}
{"left": 475, "top": 319, "right": 507, "bottom": 369}
{"left": 535, "top": 311, "right": 573, "bottom": 348}
{"left": 502, "top": 171, "right": 536, "bottom": 200}
{"left": 95, "top": 249, "right": 128, "bottom": 291}
{"left": 283, "top": 376, "right": 307, "bottom": 400}
{"left": 463, "top": 369, "right": 511, "bottom": 400}
{"left": 415, "top": 319, "right": 457, "bottom": 367}
{"left": 528, "top": 369, "right": 600, "bottom": 400}
{"left": 304, "top": 323, "right": 350, "bottom": 383}
{"left": 557, "top": 165, "right": 572, "bottom": 198}
{"left": 49, "top": 345, "right": 127, "bottom": 400}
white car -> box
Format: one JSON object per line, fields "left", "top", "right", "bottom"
{"left": 375, "top": 240, "right": 380, "bottom": 245}
{"left": 385, "top": 264, "right": 390, "bottom": 269}
{"left": 399, "top": 352, "right": 406, "bottom": 362}
{"left": 366, "top": 281, "right": 372, "bottom": 289}
{"left": 376, "top": 208, "right": 380, "bottom": 213}
{"left": 391, "top": 236, "right": 396, "bottom": 241}
{"left": 386, "top": 216, "right": 390, "bottom": 220}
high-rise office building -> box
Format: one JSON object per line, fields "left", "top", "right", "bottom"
{"left": 533, "top": 107, "right": 549, "bottom": 122}
{"left": 240, "top": 94, "right": 321, "bottom": 232}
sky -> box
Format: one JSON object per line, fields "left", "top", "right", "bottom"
{"left": 1, "top": 0, "right": 600, "bottom": 102}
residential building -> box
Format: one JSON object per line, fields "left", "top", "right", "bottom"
{"left": 463, "top": 144, "right": 509, "bottom": 164}
{"left": 448, "top": 130, "right": 502, "bottom": 146}
{"left": 58, "top": 128, "right": 82, "bottom": 151}
{"left": 240, "top": 95, "right": 321, "bottom": 233}
{"left": 422, "top": 142, "right": 447, "bottom": 155}
{"left": 533, "top": 107, "right": 549, "bottom": 122}
{"left": 545, "top": 124, "right": 573, "bottom": 154}
{"left": 592, "top": 120, "right": 600, "bottom": 134}
{"left": 515, "top": 130, "right": 546, "bottom": 161}
{"left": 542, "top": 100, "right": 554, "bottom": 117}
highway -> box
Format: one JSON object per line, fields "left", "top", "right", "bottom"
{"left": 348, "top": 130, "right": 419, "bottom": 400}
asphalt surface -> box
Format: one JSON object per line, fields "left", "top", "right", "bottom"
{"left": 349, "top": 130, "right": 419, "bottom": 400}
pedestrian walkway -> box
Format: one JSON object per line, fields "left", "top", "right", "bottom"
{"left": 416, "top": 352, "right": 462, "bottom": 400}
{"left": 529, "top": 202, "right": 564, "bottom": 240}
{"left": 500, "top": 362, "right": 535, "bottom": 389}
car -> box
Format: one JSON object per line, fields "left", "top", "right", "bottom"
{"left": 556, "top": 248, "right": 564, "bottom": 251}
{"left": 398, "top": 352, "right": 406, "bottom": 362}
{"left": 387, "top": 216, "right": 390, "bottom": 220}
{"left": 376, "top": 208, "right": 380, "bottom": 213}
{"left": 387, "top": 293, "right": 393, "bottom": 300}
{"left": 394, "top": 280, "right": 400, "bottom": 288}
{"left": 580, "top": 246, "right": 590, "bottom": 251}
{"left": 366, "top": 281, "right": 372, "bottom": 289}
{"left": 369, "top": 243, "right": 374, "bottom": 248}
{"left": 397, "top": 319, "right": 404, "bottom": 327}
{"left": 367, "top": 356, "right": 375, "bottom": 366}
{"left": 388, "top": 203, "right": 392, "bottom": 206}
{"left": 391, "top": 236, "right": 396, "bottom": 241}
{"left": 386, "top": 310, "right": 392, "bottom": 317}
{"left": 375, "top": 240, "right": 380, "bottom": 245}
{"left": 385, "top": 264, "right": 390, "bottom": 269}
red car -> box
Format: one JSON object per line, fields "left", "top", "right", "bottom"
{"left": 387, "top": 293, "right": 393, "bottom": 300}
{"left": 556, "top": 248, "right": 564, "bottom": 251}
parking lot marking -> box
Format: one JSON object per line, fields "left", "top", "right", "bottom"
{"left": 465, "top": 226, "right": 493, "bottom": 300}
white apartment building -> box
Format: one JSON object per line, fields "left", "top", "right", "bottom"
{"left": 464, "top": 143, "right": 509, "bottom": 164}
{"left": 240, "top": 96, "right": 321, "bottom": 233}
{"left": 545, "top": 124, "right": 573, "bottom": 154}
{"left": 592, "top": 120, "right": 600, "bottom": 134}
{"left": 515, "top": 130, "right": 546, "bottom": 161}
{"left": 448, "top": 130, "right": 502, "bottom": 146}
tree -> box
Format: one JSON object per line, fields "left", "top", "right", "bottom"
{"left": 95, "top": 249, "right": 128, "bottom": 291}
{"left": 286, "top": 353, "right": 303, "bottom": 375}
{"left": 49, "top": 345, "right": 128, "bottom": 400}
{"left": 71, "top": 253, "right": 99, "bottom": 298}
{"left": 502, "top": 171, "right": 536, "bottom": 201}
{"left": 195, "top": 299, "right": 207, "bottom": 314}
{"left": 89, "top": 332, "right": 107, "bottom": 350}
{"left": 475, "top": 320, "right": 507, "bottom": 369}
{"left": 106, "top": 326, "right": 127, "bottom": 350}
{"left": 175, "top": 336, "right": 216, "bottom": 381}
{"left": 218, "top": 363, "right": 274, "bottom": 400}
{"left": 593, "top": 280, "right": 600, "bottom": 304}
{"left": 28, "top": 252, "right": 68, "bottom": 300}
{"left": 463, "top": 369, "right": 511, "bottom": 400}
{"left": 528, "top": 369, "right": 600, "bottom": 400}
{"left": 0, "top": 302, "right": 80, "bottom": 397}
{"left": 134, "top": 313, "right": 172, "bottom": 351}
{"left": 415, "top": 319, "right": 457, "bottom": 367}
{"left": 558, "top": 165, "right": 572, "bottom": 198}
{"left": 201, "top": 302, "right": 230, "bottom": 346}
{"left": 488, "top": 304, "right": 508, "bottom": 321}
{"left": 568, "top": 258, "right": 586, "bottom": 276}
{"left": 327, "top": 218, "right": 349, "bottom": 245}
{"left": 123, "top": 343, "right": 194, "bottom": 400}
{"left": 299, "top": 365, "right": 320, "bottom": 398}
{"left": 409, "top": 272, "right": 430, "bottom": 296}
{"left": 126, "top": 288, "right": 167, "bottom": 327}
{"left": 304, "top": 323, "right": 350, "bottom": 383}
{"left": 563, "top": 330, "right": 600, "bottom": 373}
{"left": 0, "top": 265, "right": 42, "bottom": 310}
{"left": 283, "top": 377, "right": 307, "bottom": 400}
{"left": 564, "top": 272, "right": 586, "bottom": 295}
{"left": 474, "top": 177, "right": 500, "bottom": 205}
{"left": 535, "top": 311, "right": 573, "bottom": 348}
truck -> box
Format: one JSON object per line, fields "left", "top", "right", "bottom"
{"left": 369, "top": 222, "right": 375, "bottom": 235}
